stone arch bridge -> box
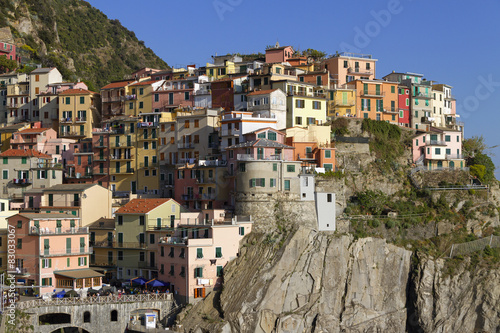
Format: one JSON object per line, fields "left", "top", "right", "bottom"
{"left": 9, "top": 293, "right": 177, "bottom": 333}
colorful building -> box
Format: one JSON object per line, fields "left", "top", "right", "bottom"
{"left": 265, "top": 43, "right": 294, "bottom": 64}
{"left": 8, "top": 213, "right": 102, "bottom": 294}
{"left": 89, "top": 217, "right": 116, "bottom": 282}
{"left": 58, "top": 88, "right": 101, "bottom": 140}
{"left": 397, "top": 85, "right": 410, "bottom": 127}
{"left": 327, "top": 88, "right": 356, "bottom": 118}
{"left": 10, "top": 127, "right": 57, "bottom": 151}
{"left": 100, "top": 80, "right": 136, "bottom": 120}
{"left": 113, "top": 198, "right": 182, "bottom": 280}
{"left": 157, "top": 211, "right": 252, "bottom": 303}
{"left": 246, "top": 89, "right": 287, "bottom": 129}
{"left": 412, "top": 127, "right": 464, "bottom": 170}
{"left": 320, "top": 52, "right": 377, "bottom": 87}
{"left": 285, "top": 125, "right": 335, "bottom": 170}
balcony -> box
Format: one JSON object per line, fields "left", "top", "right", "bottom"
{"left": 13, "top": 267, "right": 30, "bottom": 276}
{"left": 139, "top": 162, "right": 157, "bottom": 168}
{"left": 60, "top": 117, "right": 73, "bottom": 123}
{"left": 12, "top": 178, "right": 31, "bottom": 186}
{"left": 445, "top": 154, "right": 464, "bottom": 160}
{"left": 60, "top": 131, "right": 85, "bottom": 138}
{"left": 137, "top": 121, "right": 159, "bottom": 128}
{"left": 361, "top": 90, "right": 385, "bottom": 98}
{"left": 331, "top": 99, "right": 356, "bottom": 107}
{"left": 92, "top": 240, "right": 115, "bottom": 248}
{"left": 413, "top": 91, "right": 432, "bottom": 99}
{"left": 114, "top": 242, "right": 147, "bottom": 249}
{"left": 193, "top": 89, "right": 211, "bottom": 95}
{"left": 426, "top": 140, "right": 447, "bottom": 146}
{"left": 120, "top": 94, "right": 137, "bottom": 101}
{"left": 138, "top": 262, "right": 157, "bottom": 270}
{"left": 221, "top": 129, "right": 240, "bottom": 136}
{"left": 297, "top": 152, "right": 315, "bottom": 160}
{"left": 102, "top": 96, "right": 122, "bottom": 103}
{"left": 421, "top": 116, "right": 435, "bottom": 124}
{"left": 237, "top": 154, "right": 281, "bottom": 161}
{"left": 196, "top": 178, "right": 215, "bottom": 184}
{"left": 178, "top": 142, "right": 195, "bottom": 149}
{"left": 383, "top": 107, "right": 398, "bottom": 114}
{"left": 75, "top": 117, "right": 87, "bottom": 123}
{"left": 111, "top": 168, "right": 135, "bottom": 174}
{"left": 94, "top": 156, "right": 107, "bottom": 162}
{"left": 348, "top": 67, "right": 373, "bottom": 75}
{"left": 66, "top": 172, "right": 93, "bottom": 179}
{"left": 74, "top": 149, "right": 94, "bottom": 155}
{"left": 40, "top": 247, "right": 93, "bottom": 257}
{"left": 94, "top": 141, "right": 107, "bottom": 148}
{"left": 181, "top": 194, "right": 195, "bottom": 201}
{"left": 111, "top": 141, "right": 134, "bottom": 148}
{"left": 94, "top": 169, "right": 108, "bottom": 175}
{"left": 110, "top": 154, "right": 134, "bottom": 161}
{"left": 29, "top": 227, "right": 89, "bottom": 235}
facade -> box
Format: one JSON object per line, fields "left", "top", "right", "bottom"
{"left": 39, "top": 184, "right": 112, "bottom": 227}
{"left": 58, "top": 88, "right": 101, "bottom": 140}
{"left": 271, "top": 80, "right": 328, "bottom": 128}
{"left": 89, "top": 217, "right": 116, "bottom": 282}
{"left": 10, "top": 127, "right": 57, "bottom": 151}
{"left": 0, "top": 123, "right": 31, "bottom": 152}
{"left": 320, "top": 53, "right": 377, "bottom": 87}
{"left": 113, "top": 198, "right": 182, "bottom": 280}
{"left": 0, "top": 41, "right": 17, "bottom": 61}
{"left": 398, "top": 85, "right": 411, "bottom": 127}
{"left": 345, "top": 79, "right": 398, "bottom": 122}
{"left": 8, "top": 213, "right": 101, "bottom": 294}
{"left": 100, "top": 80, "right": 136, "bottom": 120}
{"left": 157, "top": 212, "right": 252, "bottom": 303}
{"left": 327, "top": 88, "right": 356, "bottom": 117}
{"left": 154, "top": 78, "right": 194, "bottom": 113}
{"left": 412, "top": 127, "right": 465, "bottom": 170}
{"left": 285, "top": 125, "right": 335, "bottom": 170}
{"left": 0, "top": 149, "right": 63, "bottom": 207}
{"left": 265, "top": 44, "right": 294, "bottom": 64}
{"left": 246, "top": 89, "right": 287, "bottom": 129}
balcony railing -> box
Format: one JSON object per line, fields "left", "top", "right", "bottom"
{"left": 331, "top": 99, "right": 356, "bottom": 107}
{"left": 196, "top": 178, "right": 215, "bottom": 184}
{"left": 221, "top": 129, "right": 240, "bottom": 136}
{"left": 193, "top": 89, "right": 211, "bottom": 95}
{"left": 445, "top": 154, "right": 464, "bottom": 160}
{"left": 75, "top": 117, "right": 87, "bottom": 123}
{"left": 361, "top": 90, "right": 385, "bottom": 97}
{"left": 348, "top": 67, "right": 373, "bottom": 75}
{"left": 12, "top": 178, "right": 31, "bottom": 185}
{"left": 29, "top": 227, "right": 88, "bottom": 235}
{"left": 177, "top": 142, "right": 195, "bottom": 149}
{"left": 110, "top": 154, "right": 134, "bottom": 160}
{"left": 426, "top": 140, "right": 447, "bottom": 146}
{"left": 383, "top": 107, "right": 398, "bottom": 113}
{"left": 112, "top": 168, "right": 135, "bottom": 174}
{"left": 297, "top": 152, "right": 315, "bottom": 160}
{"left": 40, "top": 247, "right": 93, "bottom": 257}
{"left": 60, "top": 118, "right": 73, "bottom": 123}
{"left": 237, "top": 154, "right": 281, "bottom": 161}
{"left": 413, "top": 91, "right": 432, "bottom": 98}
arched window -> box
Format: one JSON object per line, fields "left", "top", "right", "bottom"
{"left": 111, "top": 310, "right": 118, "bottom": 322}
{"left": 83, "top": 311, "right": 91, "bottom": 323}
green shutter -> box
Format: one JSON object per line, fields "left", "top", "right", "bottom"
{"left": 215, "top": 247, "right": 222, "bottom": 258}
{"left": 367, "top": 99, "right": 371, "bottom": 111}
{"left": 197, "top": 248, "right": 203, "bottom": 258}
{"left": 49, "top": 259, "right": 52, "bottom": 268}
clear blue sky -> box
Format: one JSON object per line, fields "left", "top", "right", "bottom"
{"left": 86, "top": 0, "right": 500, "bottom": 174}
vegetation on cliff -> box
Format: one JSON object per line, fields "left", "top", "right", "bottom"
{"left": 0, "top": 0, "right": 168, "bottom": 89}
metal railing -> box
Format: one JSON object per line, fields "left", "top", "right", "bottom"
{"left": 348, "top": 67, "right": 373, "bottom": 75}
{"left": 449, "top": 235, "right": 500, "bottom": 257}
{"left": 426, "top": 140, "right": 446, "bottom": 146}
{"left": 15, "top": 293, "right": 172, "bottom": 309}
{"left": 361, "top": 90, "right": 385, "bottom": 97}
{"left": 29, "top": 227, "right": 88, "bottom": 235}
{"left": 40, "top": 247, "right": 93, "bottom": 257}
{"left": 237, "top": 154, "right": 281, "bottom": 161}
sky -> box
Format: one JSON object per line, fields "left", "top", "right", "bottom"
{"left": 86, "top": 0, "right": 500, "bottom": 174}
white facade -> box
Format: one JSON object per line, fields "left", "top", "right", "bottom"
{"left": 299, "top": 174, "right": 315, "bottom": 201}
{"left": 220, "top": 112, "right": 277, "bottom": 152}
{"left": 0, "top": 198, "right": 16, "bottom": 229}
{"left": 247, "top": 89, "right": 287, "bottom": 129}
{"left": 315, "top": 192, "right": 336, "bottom": 231}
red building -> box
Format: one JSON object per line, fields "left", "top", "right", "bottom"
{"left": 398, "top": 85, "right": 410, "bottom": 127}
{"left": 153, "top": 79, "right": 194, "bottom": 113}
{"left": 265, "top": 44, "right": 294, "bottom": 64}
{"left": 0, "top": 42, "right": 18, "bottom": 62}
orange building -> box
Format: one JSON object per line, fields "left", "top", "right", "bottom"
{"left": 346, "top": 79, "right": 398, "bottom": 123}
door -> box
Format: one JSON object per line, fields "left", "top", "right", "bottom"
{"left": 257, "top": 148, "right": 264, "bottom": 160}
{"left": 157, "top": 218, "right": 161, "bottom": 229}
{"left": 375, "top": 85, "right": 380, "bottom": 96}
{"left": 150, "top": 252, "right": 155, "bottom": 268}
{"left": 80, "top": 237, "right": 85, "bottom": 253}
{"left": 44, "top": 239, "right": 50, "bottom": 256}
{"left": 107, "top": 232, "right": 113, "bottom": 247}
{"left": 117, "top": 233, "right": 123, "bottom": 246}
{"left": 131, "top": 181, "right": 136, "bottom": 194}
{"left": 342, "top": 92, "right": 347, "bottom": 105}
{"left": 170, "top": 215, "right": 175, "bottom": 228}
{"left": 48, "top": 194, "right": 53, "bottom": 206}
{"left": 449, "top": 161, "right": 455, "bottom": 170}
{"left": 66, "top": 238, "right": 71, "bottom": 255}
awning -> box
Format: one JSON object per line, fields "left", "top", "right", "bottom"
{"left": 54, "top": 269, "right": 104, "bottom": 279}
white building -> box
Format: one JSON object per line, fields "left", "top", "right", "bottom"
{"left": 247, "top": 88, "right": 287, "bottom": 129}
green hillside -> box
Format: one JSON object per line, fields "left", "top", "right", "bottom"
{"left": 0, "top": 0, "right": 169, "bottom": 90}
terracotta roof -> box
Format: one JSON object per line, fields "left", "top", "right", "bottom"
{"left": 115, "top": 198, "right": 173, "bottom": 214}
{"left": 129, "top": 80, "right": 159, "bottom": 86}
{"left": 0, "top": 149, "right": 51, "bottom": 158}
{"left": 18, "top": 127, "right": 51, "bottom": 134}
{"left": 101, "top": 80, "right": 135, "bottom": 90}
{"left": 59, "top": 88, "right": 97, "bottom": 95}
{"left": 247, "top": 89, "right": 278, "bottom": 96}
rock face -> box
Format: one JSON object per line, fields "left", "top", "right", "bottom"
{"left": 179, "top": 228, "right": 500, "bottom": 333}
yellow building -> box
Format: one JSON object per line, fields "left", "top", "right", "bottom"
{"left": 89, "top": 217, "right": 116, "bottom": 281}
{"left": 328, "top": 88, "right": 357, "bottom": 117}
{"left": 58, "top": 88, "right": 101, "bottom": 139}
{"left": 0, "top": 123, "right": 30, "bottom": 152}
{"left": 105, "top": 113, "right": 161, "bottom": 196}
{"left": 125, "top": 80, "right": 164, "bottom": 117}
{"left": 114, "top": 198, "right": 182, "bottom": 280}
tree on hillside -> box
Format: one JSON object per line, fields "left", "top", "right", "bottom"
{"left": 302, "top": 48, "right": 327, "bottom": 60}
{"left": 463, "top": 135, "right": 487, "bottom": 161}
{"left": 0, "top": 56, "right": 17, "bottom": 73}
{"left": 463, "top": 136, "right": 496, "bottom": 183}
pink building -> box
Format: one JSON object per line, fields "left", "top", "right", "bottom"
{"left": 153, "top": 79, "right": 194, "bottom": 113}
{"left": 265, "top": 44, "right": 294, "bottom": 64}
{"left": 10, "top": 127, "right": 57, "bottom": 151}
{"left": 412, "top": 127, "right": 464, "bottom": 170}
{"left": 157, "top": 210, "right": 252, "bottom": 303}
{"left": 8, "top": 213, "right": 102, "bottom": 294}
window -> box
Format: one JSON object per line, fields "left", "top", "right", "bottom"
{"left": 325, "top": 150, "right": 331, "bottom": 158}
{"left": 312, "top": 101, "right": 321, "bottom": 109}
{"left": 129, "top": 102, "right": 133, "bottom": 110}
{"left": 445, "top": 135, "right": 451, "bottom": 142}
{"left": 117, "top": 215, "right": 123, "bottom": 225}
{"left": 139, "top": 101, "right": 143, "bottom": 109}
{"left": 435, "top": 148, "right": 441, "bottom": 155}
{"left": 185, "top": 120, "right": 189, "bottom": 128}
{"left": 139, "top": 252, "right": 145, "bottom": 262}
{"left": 197, "top": 248, "right": 203, "bottom": 259}
{"left": 80, "top": 96, "right": 85, "bottom": 104}
{"left": 446, "top": 149, "right": 451, "bottom": 155}
{"left": 149, "top": 234, "right": 155, "bottom": 244}
{"left": 17, "top": 239, "right": 22, "bottom": 249}
{"left": 270, "top": 178, "right": 276, "bottom": 187}
{"left": 324, "top": 164, "right": 333, "bottom": 171}
{"left": 239, "top": 163, "right": 246, "bottom": 172}
{"left": 194, "top": 267, "right": 203, "bottom": 278}
{"left": 215, "top": 247, "right": 222, "bottom": 258}
{"left": 184, "top": 92, "right": 189, "bottom": 100}
{"left": 21, "top": 157, "right": 27, "bottom": 164}
{"left": 273, "top": 163, "right": 277, "bottom": 171}
{"left": 295, "top": 99, "right": 305, "bottom": 108}
{"left": 139, "top": 216, "right": 145, "bottom": 225}
{"left": 295, "top": 117, "right": 302, "bottom": 125}
{"left": 139, "top": 88, "right": 144, "bottom": 95}
{"left": 327, "top": 193, "right": 333, "bottom": 202}
{"left": 343, "top": 60, "right": 348, "bottom": 68}
{"left": 287, "top": 165, "right": 295, "bottom": 172}
{"left": 391, "top": 86, "right": 395, "bottom": 93}
{"left": 2, "top": 157, "right": 7, "bottom": 164}
{"left": 111, "top": 310, "right": 118, "bottom": 322}
{"left": 457, "top": 136, "right": 460, "bottom": 142}
{"left": 2, "top": 170, "right": 7, "bottom": 179}
{"left": 284, "top": 180, "right": 290, "bottom": 191}
{"left": 239, "top": 226, "right": 245, "bottom": 235}
{"left": 65, "top": 97, "right": 70, "bottom": 104}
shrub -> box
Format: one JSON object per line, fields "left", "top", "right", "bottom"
{"left": 385, "top": 220, "right": 396, "bottom": 229}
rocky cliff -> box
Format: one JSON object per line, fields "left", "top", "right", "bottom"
{"left": 178, "top": 228, "right": 500, "bottom": 332}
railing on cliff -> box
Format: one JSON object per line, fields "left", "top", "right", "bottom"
{"left": 408, "top": 166, "right": 488, "bottom": 191}
{"left": 449, "top": 235, "right": 500, "bottom": 257}
{"left": 15, "top": 293, "right": 172, "bottom": 309}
